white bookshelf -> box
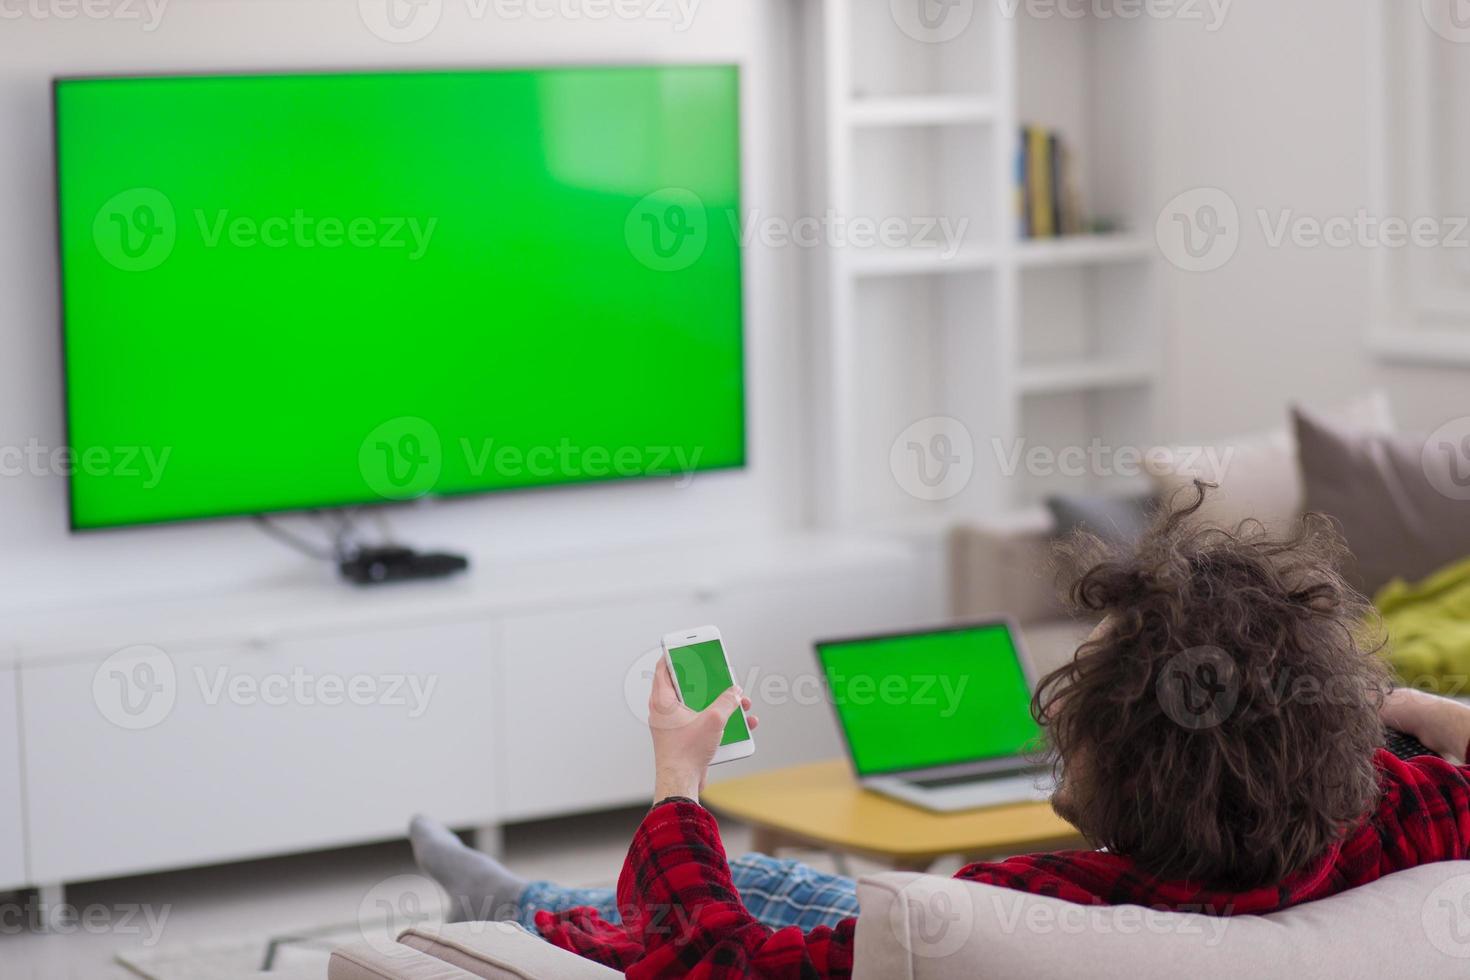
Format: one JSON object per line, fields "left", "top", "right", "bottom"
{"left": 847, "top": 95, "right": 999, "bottom": 128}
{"left": 1015, "top": 234, "right": 1155, "bottom": 267}
{"left": 808, "top": 0, "right": 1160, "bottom": 527}
{"left": 848, "top": 243, "right": 1000, "bottom": 278}
{"left": 1016, "top": 359, "right": 1155, "bottom": 396}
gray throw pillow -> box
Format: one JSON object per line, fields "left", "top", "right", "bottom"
{"left": 1045, "top": 493, "right": 1157, "bottom": 548}
{"left": 1293, "top": 405, "right": 1470, "bottom": 595}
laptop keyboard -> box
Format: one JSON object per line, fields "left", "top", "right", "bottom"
{"left": 1384, "top": 728, "right": 1438, "bottom": 760}
{"left": 909, "top": 766, "right": 1037, "bottom": 789}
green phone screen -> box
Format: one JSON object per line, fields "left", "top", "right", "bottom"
{"left": 669, "top": 639, "right": 749, "bottom": 746}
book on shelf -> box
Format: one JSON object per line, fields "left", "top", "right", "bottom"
{"left": 1017, "top": 125, "right": 1085, "bottom": 239}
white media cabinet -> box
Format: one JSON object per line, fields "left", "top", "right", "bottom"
{"left": 0, "top": 532, "right": 936, "bottom": 904}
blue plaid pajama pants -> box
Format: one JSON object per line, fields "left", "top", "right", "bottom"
{"left": 516, "top": 854, "right": 859, "bottom": 932}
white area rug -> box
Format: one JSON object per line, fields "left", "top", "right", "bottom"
{"left": 116, "top": 917, "right": 433, "bottom": 980}
{"left": 115, "top": 875, "right": 454, "bottom": 980}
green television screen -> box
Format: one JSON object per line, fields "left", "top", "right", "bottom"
{"left": 54, "top": 65, "right": 744, "bottom": 530}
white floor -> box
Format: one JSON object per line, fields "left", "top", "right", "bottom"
{"left": 1, "top": 808, "right": 919, "bottom": 979}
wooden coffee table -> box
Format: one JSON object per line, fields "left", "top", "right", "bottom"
{"left": 702, "top": 759, "right": 1083, "bottom": 872}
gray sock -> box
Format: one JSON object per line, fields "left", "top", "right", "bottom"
{"left": 409, "top": 814, "right": 527, "bottom": 923}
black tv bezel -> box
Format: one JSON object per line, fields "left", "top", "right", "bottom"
{"left": 51, "top": 62, "right": 748, "bottom": 533}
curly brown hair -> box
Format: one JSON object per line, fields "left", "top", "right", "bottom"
{"left": 1034, "top": 482, "right": 1391, "bottom": 890}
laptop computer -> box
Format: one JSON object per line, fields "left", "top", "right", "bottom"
{"left": 814, "top": 619, "right": 1054, "bottom": 813}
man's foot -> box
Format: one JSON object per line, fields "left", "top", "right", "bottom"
{"left": 410, "top": 814, "right": 528, "bottom": 923}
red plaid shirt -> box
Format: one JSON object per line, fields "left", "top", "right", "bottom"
{"left": 536, "top": 751, "right": 1470, "bottom": 978}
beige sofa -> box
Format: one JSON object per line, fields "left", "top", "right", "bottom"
{"left": 951, "top": 391, "right": 1401, "bottom": 676}
{"left": 331, "top": 862, "right": 1470, "bottom": 978}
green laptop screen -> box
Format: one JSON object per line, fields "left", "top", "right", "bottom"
{"left": 817, "top": 625, "right": 1043, "bottom": 777}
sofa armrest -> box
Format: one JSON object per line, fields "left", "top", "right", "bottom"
{"left": 329, "top": 940, "right": 486, "bottom": 980}
{"left": 397, "top": 922, "right": 622, "bottom": 980}
{"left": 949, "top": 508, "right": 1065, "bottom": 624}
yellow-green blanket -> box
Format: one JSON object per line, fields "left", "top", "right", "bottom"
{"left": 1377, "top": 555, "right": 1470, "bottom": 694}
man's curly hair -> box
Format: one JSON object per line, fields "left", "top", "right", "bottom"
{"left": 1033, "top": 482, "right": 1391, "bottom": 890}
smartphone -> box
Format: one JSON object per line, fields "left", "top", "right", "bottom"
{"left": 661, "top": 625, "right": 756, "bottom": 764}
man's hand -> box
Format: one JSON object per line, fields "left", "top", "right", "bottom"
{"left": 1380, "top": 687, "right": 1470, "bottom": 762}
{"left": 648, "top": 658, "right": 758, "bottom": 804}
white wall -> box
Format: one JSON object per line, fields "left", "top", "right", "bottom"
{"left": 0, "top": 0, "right": 807, "bottom": 614}
{"left": 6, "top": 0, "right": 1466, "bottom": 619}
{"left": 1151, "top": 0, "right": 1470, "bottom": 442}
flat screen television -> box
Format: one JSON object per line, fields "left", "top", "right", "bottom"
{"left": 53, "top": 65, "right": 744, "bottom": 530}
